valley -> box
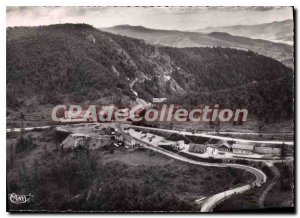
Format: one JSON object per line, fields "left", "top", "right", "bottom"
{"left": 6, "top": 16, "right": 294, "bottom": 213}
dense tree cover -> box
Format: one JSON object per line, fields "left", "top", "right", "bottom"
{"left": 7, "top": 24, "right": 137, "bottom": 104}
{"left": 7, "top": 146, "right": 251, "bottom": 211}
{"left": 161, "top": 47, "right": 292, "bottom": 91}
{"left": 7, "top": 24, "right": 294, "bottom": 121}
{"left": 171, "top": 74, "right": 294, "bottom": 121}
{"left": 161, "top": 47, "right": 294, "bottom": 120}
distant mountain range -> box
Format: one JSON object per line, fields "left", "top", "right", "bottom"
{"left": 196, "top": 20, "right": 293, "bottom": 46}
{"left": 7, "top": 24, "right": 293, "bottom": 120}
{"left": 101, "top": 23, "right": 293, "bottom": 68}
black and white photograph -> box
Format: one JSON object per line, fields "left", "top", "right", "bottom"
{"left": 5, "top": 5, "right": 295, "bottom": 213}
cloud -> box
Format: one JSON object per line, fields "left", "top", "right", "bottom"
{"left": 246, "top": 6, "right": 288, "bottom": 11}
{"left": 6, "top": 6, "right": 27, "bottom": 13}
{"left": 63, "top": 6, "right": 110, "bottom": 17}
{"left": 6, "top": 6, "right": 293, "bottom": 30}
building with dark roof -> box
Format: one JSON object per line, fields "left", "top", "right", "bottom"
{"left": 217, "top": 142, "right": 232, "bottom": 152}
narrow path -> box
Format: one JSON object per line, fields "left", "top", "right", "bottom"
{"left": 259, "top": 164, "right": 280, "bottom": 208}
{"left": 6, "top": 126, "right": 50, "bottom": 132}
{"left": 205, "top": 131, "right": 293, "bottom": 136}
{"left": 131, "top": 125, "right": 293, "bottom": 145}
{"left": 7, "top": 124, "right": 294, "bottom": 145}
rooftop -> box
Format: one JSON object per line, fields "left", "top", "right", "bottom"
{"left": 232, "top": 144, "right": 254, "bottom": 150}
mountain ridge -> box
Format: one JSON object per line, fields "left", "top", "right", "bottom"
{"left": 7, "top": 24, "right": 293, "bottom": 120}
{"left": 196, "top": 19, "right": 293, "bottom": 45}
{"left": 101, "top": 24, "right": 293, "bottom": 68}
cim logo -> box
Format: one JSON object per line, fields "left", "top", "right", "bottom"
{"left": 9, "top": 193, "right": 33, "bottom": 204}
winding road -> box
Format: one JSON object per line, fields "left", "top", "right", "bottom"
{"left": 7, "top": 123, "right": 271, "bottom": 212}
{"left": 118, "top": 124, "right": 267, "bottom": 212}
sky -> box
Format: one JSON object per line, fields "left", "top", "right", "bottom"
{"left": 6, "top": 6, "right": 293, "bottom": 30}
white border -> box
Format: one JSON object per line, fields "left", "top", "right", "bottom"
{"left": 1, "top": 0, "right": 298, "bottom": 217}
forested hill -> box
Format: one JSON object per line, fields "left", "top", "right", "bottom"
{"left": 102, "top": 25, "right": 294, "bottom": 68}
{"left": 7, "top": 24, "right": 293, "bottom": 120}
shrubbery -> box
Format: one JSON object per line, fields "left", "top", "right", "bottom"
{"left": 16, "top": 135, "right": 36, "bottom": 153}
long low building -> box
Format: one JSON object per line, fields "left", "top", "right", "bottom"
{"left": 232, "top": 144, "right": 254, "bottom": 155}
{"left": 254, "top": 146, "right": 281, "bottom": 156}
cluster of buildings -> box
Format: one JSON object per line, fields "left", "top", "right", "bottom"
{"left": 152, "top": 132, "right": 282, "bottom": 159}
{"left": 188, "top": 140, "right": 282, "bottom": 158}
{"left": 156, "top": 135, "right": 282, "bottom": 159}
{"left": 59, "top": 124, "right": 284, "bottom": 159}
{"left": 59, "top": 126, "right": 143, "bottom": 150}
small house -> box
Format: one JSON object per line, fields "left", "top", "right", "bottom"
{"left": 172, "top": 140, "right": 185, "bottom": 150}
{"left": 217, "top": 142, "right": 232, "bottom": 152}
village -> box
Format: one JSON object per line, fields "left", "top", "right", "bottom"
{"left": 117, "top": 126, "right": 288, "bottom": 161}
{"left": 55, "top": 122, "right": 290, "bottom": 162}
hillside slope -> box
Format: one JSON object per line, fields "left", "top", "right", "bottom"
{"left": 101, "top": 25, "right": 293, "bottom": 68}
{"left": 197, "top": 20, "right": 293, "bottom": 45}
{"left": 7, "top": 24, "right": 293, "bottom": 120}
